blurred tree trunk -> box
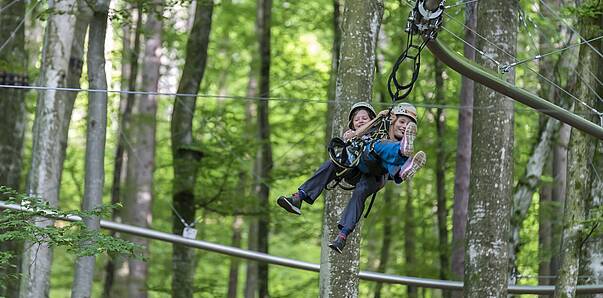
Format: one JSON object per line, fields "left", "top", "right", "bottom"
{"left": 318, "top": 0, "right": 383, "bottom": 297}
{"left": 434, "top": 60, "right": 450, "bottom": 298}
{"left": 244, "top": 67, "right": 259, "bottom": 298}
{"left": 508, "top": 115, "right": 556, "bottom": 282}
{"left": 227, "top": 216, "right": 244, "bottom": 298}
{"left": 71, "top": 1, "right": 110, "bottom": 296}
{"left": 120, "top": 5, "right": 162, "bottom": 297}
{"left": 554, "top": 4, "right": 600, "bottom": 295}
{"left": 404, "top": 183, "right": 417, "bottom": 298}
{"left": 103, "top": 4, "right": 139, "bottom": 297}
{"left": 450, "top": 0, "right": 476, "bottom": 291}
{"left": 0, "top": 0, "right": 27, "bottom": 296}
{"left": 325, "top": 0, "right": 342, "bottom": 143}
{"left": 170, "top": 1, "right": 213, "bottom": 297}
{"left": 19, "top": 0, "right": 79, "bottom": 296}
{"left": 464, "top": 0, "right": 517, "bottom": 296}
{"left": 254, "top": 0, "right": 273, "bottom": 296}
{"left": 373, "top": 184, "right": 395, "bottom": 298}
{"left": 539, "top": 157, "right": 553, "bottom": 287}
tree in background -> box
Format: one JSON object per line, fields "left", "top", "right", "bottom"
{"left": 319, "top": 0, "right": 383, "bottom": 296}
{"left": 70, "top": 0, "right": 110, "bottom": 296}
{"left": 0, "top": 0, "right": 27, "bottom": 295}
{"left": 554, "top": 1, "right": 600, "bottom": 295}
{"left": 464, "top": 0, "right": 517, "bottom": 296}
{"left": 170, "top": 1, "right": 213, "bottom": 297}
{"left": 19, "top": 0, "right": 79, "bottom": 296}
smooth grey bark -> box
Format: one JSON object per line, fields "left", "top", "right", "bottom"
{"left": 325, "top": 0, "right": 342, "bottom": 144}
{"left": 508, "top": 116, "right": 557, "bottom": 282}
{"left": 254, "top": 0, "right": 272, "bottom": 296}
{"left": 0, "top": 0, "right": 27, "bottom": 296}
{"left": 554, "top": 6, "right": 600, "bottom": 296}
{"left": 450, "top": 0, "right": 476, "bottom": 288}
{"left": 170, "top": 1, "right": 213, "bottom": 297}
{"left": 434, "top": 60, "right": 449, "bottom": 296}
{"left": 70, "top": 0, "right": 110, "bottom": 296}
{"left": 464, "top": 0, "right": 517, "bottom": 297}
{"left": 120, "top": 6, "right": 162, "bottom": 298}
{"left": 318, "top": 0, "right": 383, "bottom": 297}
{"left": 19, "top": 0, "right": 79, "bottom": 296}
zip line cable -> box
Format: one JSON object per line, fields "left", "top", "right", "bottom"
{"left": 2, "top": 83, "right": 602, "bottom": 115}
{"left": 0, "top": 0, "right": 20, "bottom": 14}
{"left": 0, "top": 0, "right": 40, "bottom": 54}
{"left": 440, "top": 10, "right": 602, "bottom": 120}
{"left": 538, "top": 0, "right": 603, "bottom": 60}
{"left": 444, "top": 0, "right": 478, "bottom": 9}
{"left": 520, "top": 5, "right": 603, "bottom": 94}
{"left": 499, "top": 35, "right": 603, "bottom": 73}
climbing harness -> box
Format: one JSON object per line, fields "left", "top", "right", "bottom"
{"left": 388, "top": 0, "right": 445, "bottom": 102}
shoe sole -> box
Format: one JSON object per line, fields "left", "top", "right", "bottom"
{"left": 401, "top": 123, "right": 417, "bottom": 156}
{"left": 277, "top": 197, "right": 301, "bottom": 215}
{"left": 328, "top": 243, "right": 343, "bottom": 254}
{"left": 399, "top": 151, "right": 426, "bottom": 181}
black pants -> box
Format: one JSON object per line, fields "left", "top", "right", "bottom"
{"left": 299, "top": 160, "right": 383, "bottom": 236}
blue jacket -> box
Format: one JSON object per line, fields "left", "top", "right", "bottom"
{"left": 357, "top": 139, "right": 408, "bottom": 182}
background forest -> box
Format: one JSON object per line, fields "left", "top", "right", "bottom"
{"left": 0, "top": 0, "right": 602, "bottom": 297}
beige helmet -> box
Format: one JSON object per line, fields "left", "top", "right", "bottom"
{"left": 348, "top": 101, "right": 376, "bottom": 129}
{"left": 392, "top": 102, "right": 417, "bottom": 123}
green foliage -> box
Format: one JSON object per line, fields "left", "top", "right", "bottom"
{"left": 0, "top": 186, "right": 142, "bottom": 292}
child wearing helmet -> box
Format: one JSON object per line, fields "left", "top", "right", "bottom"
{"left": 277, "top": 102, "right": 426, "bottom": 254}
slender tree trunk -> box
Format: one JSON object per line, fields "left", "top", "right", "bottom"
{"left": 325, "top": 0, "right": 342, "bottom": 143}
{"left": 121, "top": 6, "right": 162, "bottom": 297}
{"left": 227, "top": 216, "right": 244, "bottom": 298}
{"left": 19, "top": 0, "right": 79, "bottom": 296}
{"left": 0, "top": 0, "right": 27, "bottom": 296}
{"left": 554, "top": 4, "right": 600, "bottom": 295}
{"left": 103, "top": 5, "right": 136, "bottom": 297}
{"left": 170, "top": 1, "right": 213, "bottom": 297}
{"left": 318, "top": 1, "right": 383, "bottom": 297}
{"left": 434, "top": 60, "right": 450, "bottom": 298}
{"left": 450, "top": 1, "right": 476, "bottom": 291}
{"left": 70, "top": 0, "right": 110, "bottom": 296}
{"left": 373, "top": 184, "right": 395, "bottom": 298}
{"left": 404, "top": 183, "right": 417, "bottom": 298}
{"left": 254, "top": 1, "right": 273, "bottom": 296}
{"left": 508, "top": 116, "right": 557, "bottom": 282}
{"left": 464, "top": 0, "right": 517, "bottom": 296}
{"left": 539, "top": 157, "right": 553, "bottom": 288}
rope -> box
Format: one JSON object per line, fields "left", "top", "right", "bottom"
{"left": 0, "top": 0, "right": 40, "bottom": 54}
{"left": 0, "top": 0, "right": 20, "bottom": 13}
{"left": 444, "top": 0, "right": 478, "bottom": 9}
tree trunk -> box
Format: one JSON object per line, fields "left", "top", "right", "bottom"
{"left": 325, "top": 0, "right": 342, "bottom": 144}
{"left": 554, "top": 4, "right": 600, "bottom": 296}
{"left": 254, "top": 0, "right": 273, "bottom": 296}
{"left": 318, "top": 1, "right": 383, "bottom": 297}
{"left": 170, "top": 1, "right": 213, "bottom": 297}
{"left": 434, "top": 60, "right": 450, "bottom": 298}
{"left": 508, "top": 115, "right": 557, "bottom": 282}
{"left": 19, "top": 0, "right": 78, "bottom": 296}
{"left": 227, "top": 216, "right": 244, "bottom": 298}
{"left": 373, "top": 184, "right": 395, "bottom": 298}
{"left": 120, "top": 6, "right": 162, "bottom": 297}
{"left": 404, "top": 183, "right": 417, "bottom": 298}
{"left": 71, "top": 0, "right": 110, "bottom": 296}
{"left": 464, "top": 0, "right": 517, "bottom": 296}
{"left": 450, "top": 0, "right": 476, "bottom": 290}
{"left": 0, "top": 0, "right": 27, "bottom": 296}
{"left": 103, "top": 4, "right": 138, "bottom": 296}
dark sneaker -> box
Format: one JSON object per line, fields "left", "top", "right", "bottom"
{"left": 400, "top": 122, "right": 417, "bottom": 157}
{"left": 277, "top": 193, "right": 302, "bottom": 215}
{"left": 399, "top": 150, "right": 426, "bottom": 181}
{"left": 328, "top": 234, "right": 346, "bottom": 254}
